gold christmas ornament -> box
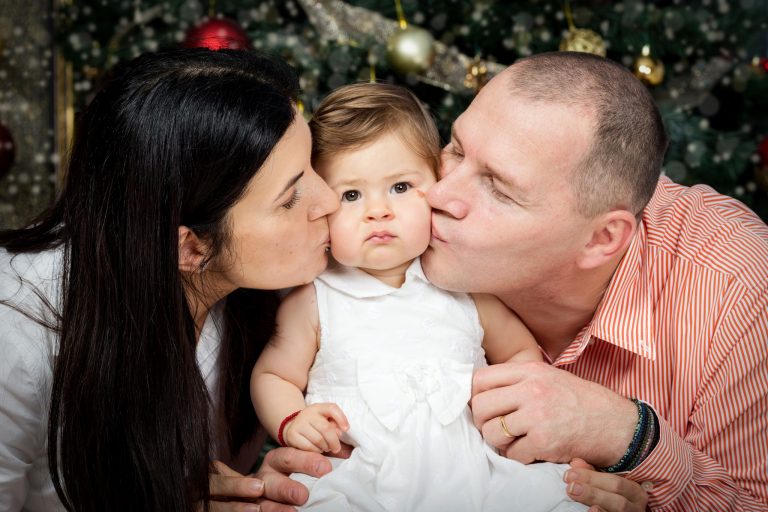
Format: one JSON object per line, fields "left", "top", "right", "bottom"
{"left": 464, "top": 56, "right": 489, "bottom": 92}
{"left": 559, "top": 28, "right": 606, "bottom": 56}
{"left": 559, "top": 1, "right": 606, "bottom": 56}
{"left": 296, "top": 0, "right": 505, "bottom": 92}
{"left": 387, "top": 25, "right": 436, "bottom": 75}
{"left": 386, "top": 0, "right": 435, "bottom": 75}
{"left": 633, "top": 45, "right": 665, "bottom": 86}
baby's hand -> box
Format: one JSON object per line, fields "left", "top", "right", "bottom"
{"left": 283, "top": 403, "right": 350, "bottom": 454}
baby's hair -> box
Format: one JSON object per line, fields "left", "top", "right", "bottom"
{"left": 309, "top": 82, "right": 441, "bottom": 176}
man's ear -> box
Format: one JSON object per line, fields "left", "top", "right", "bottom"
{"left": 577, "top": 210, "right": 637, "bottom": 270}
{"left": 178, "top": 226, "right": 208, "bottom": 273}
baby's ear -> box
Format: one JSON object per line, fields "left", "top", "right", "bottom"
{"left": 577, "top": 210, "right": 637, "bottom": 270}
{"left": 177, "top": 226, "right": 208, "bottom": 273}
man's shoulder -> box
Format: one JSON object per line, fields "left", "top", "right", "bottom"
{"left": 642, "top": 177, "right": 768, "bottom": 289}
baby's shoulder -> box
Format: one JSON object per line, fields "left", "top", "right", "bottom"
{"left": 277, "top": 283, "right": 320, "bottom": 325}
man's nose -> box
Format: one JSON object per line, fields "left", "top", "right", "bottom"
{"left": 427, "top": 170, "right": 469, "bottom": 220}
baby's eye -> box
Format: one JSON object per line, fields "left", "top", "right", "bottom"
{"left": 342, "top": 190, "right": 360, "bottom": 202}
{"left": 391, "top": 182, "right": 411, "bottom": 194}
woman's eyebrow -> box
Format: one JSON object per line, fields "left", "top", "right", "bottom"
{"left": 275, "top": 171, "right": 304, "bottom": 201}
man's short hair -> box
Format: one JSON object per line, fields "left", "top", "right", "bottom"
{"left": 309, "top": 82, "right": 441, "bottom": 177}
{"left": 508, "top": 51, "right": 669, "bottom": 218}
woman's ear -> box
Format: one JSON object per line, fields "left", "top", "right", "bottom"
{"left": 178, "top": 226, "right": 208, "bottom": 273}
{"left": 577, "top": 210, "right": 637, "bottom": 270}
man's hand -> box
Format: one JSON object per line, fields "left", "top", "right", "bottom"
{"left": 283, "top": 403, "right": 349, "bottom": 454}
{"left": 471, "top": 361, "right": 637, "bottom": 467}
{"left": 565, "top": 458, "right": 649, "bottom": 512}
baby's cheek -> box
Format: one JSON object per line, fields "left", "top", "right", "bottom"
{"left": 416, "top": 189, "right": 426, "bottom": 198}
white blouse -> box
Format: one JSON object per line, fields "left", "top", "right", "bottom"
{"left": 0, "top": 247, "right": 257, "bottom": 512}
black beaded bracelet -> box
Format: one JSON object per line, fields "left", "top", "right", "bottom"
{"left": 601, "top": 398, "right": 645, "bottom": 473}
{"left": 600, "top": 399, "right": 659, "bottom": 474}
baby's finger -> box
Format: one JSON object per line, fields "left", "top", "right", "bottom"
{"left": 309, "top": 416, "right": 343, "bottom": 453}
{"left": 320, "top": 427, "right": 342, "bottom": 454}
{"left": 319, "top": 403, "right": 349, "bottom": 431}
{"left": 323, "top": 442, "right": 354, "bottom": 459}
{"left": 285, "top": 419, "right": 329, "bottom": 452}
{"left": 285, "top": 430, "right": 324, "bottom": 453}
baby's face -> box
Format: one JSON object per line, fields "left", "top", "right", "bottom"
{"left": 317, "top": 130, "right": 436, "bottom": 277}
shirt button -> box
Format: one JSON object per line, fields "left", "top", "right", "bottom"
{"left": 641, "top": 481, "right": 654, "bottom": 491}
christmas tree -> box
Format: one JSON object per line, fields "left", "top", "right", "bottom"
{"left": 55, "top": 0, "right": 768, "bottom": 220}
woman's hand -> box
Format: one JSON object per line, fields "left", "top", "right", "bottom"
{"left": 209, "top": 461, "right": 264, "bottom": 512}
{"left": 564, "top": 458, "right": 649, "bottom": 512}
{"left": 209, "top": 446, "right": 338, "bottom": 512}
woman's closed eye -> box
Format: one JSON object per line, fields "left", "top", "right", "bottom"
{"left": 342, "top": 190, "right": 361, "bottom": 202}
{"left": 282, "top": 189, "right": 301, "bottom": 209}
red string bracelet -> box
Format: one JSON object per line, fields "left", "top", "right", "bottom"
{"left": 277, "top": 410, "right": 301, "bottom": 447}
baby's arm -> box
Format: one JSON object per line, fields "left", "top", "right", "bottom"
{"left": 472, "top": 293, "right": 543, "bottom": 364}
{"left": 250, "top": 284, "right": 349, "bottom": 453}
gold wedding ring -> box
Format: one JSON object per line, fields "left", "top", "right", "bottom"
{"left": 499, "top": 415, "right": 514, "bottom": 438}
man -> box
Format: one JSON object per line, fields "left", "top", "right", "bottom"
{"left": 423, "top": 51, "right": 768, "bottom": 511}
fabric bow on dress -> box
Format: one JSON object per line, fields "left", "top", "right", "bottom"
{"left": 356, "top": 356, "right": 473, "bottom": 431}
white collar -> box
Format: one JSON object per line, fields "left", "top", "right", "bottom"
{"left": 316, "top": 257, "right": 429, "bottom": 299}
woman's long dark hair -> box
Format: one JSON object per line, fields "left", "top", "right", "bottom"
{"left": 0, "top": 48, "right": 298, "bottom": 511}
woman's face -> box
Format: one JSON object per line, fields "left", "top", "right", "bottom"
{"left": 216, "top": 113, "right": 339, "bottom": 291}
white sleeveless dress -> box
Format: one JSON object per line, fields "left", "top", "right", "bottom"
{"left": 292, "top": 259, "right": 585, "bottom": 512}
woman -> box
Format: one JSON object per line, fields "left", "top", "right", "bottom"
{"left": 0, "top": 48, "right": 339, "bottom": 511}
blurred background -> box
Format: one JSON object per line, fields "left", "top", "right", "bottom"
{"left": 1, "top": 0, "right": 767, "bottom": 228}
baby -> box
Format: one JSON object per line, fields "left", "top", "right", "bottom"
{"left": 251, "top": 82, "right": 584, "bottom": 512}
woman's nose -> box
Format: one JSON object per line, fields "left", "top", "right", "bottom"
{"left": 308, "top": 171, "right": 340, "bottom": 221}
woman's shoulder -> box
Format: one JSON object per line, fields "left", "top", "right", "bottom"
{"left": 0, "top": 247, "right": 63, "bottom": 303}
{"left": 0, "top": 247, "right": 62, "bottom": 373}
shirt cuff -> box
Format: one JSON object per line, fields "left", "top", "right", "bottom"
{"left": 627, "top": 407, "right": 692, "bottom": 508}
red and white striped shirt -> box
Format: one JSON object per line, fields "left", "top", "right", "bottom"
{"left": 551, "top": 177, "right": 768, "bottom": 511}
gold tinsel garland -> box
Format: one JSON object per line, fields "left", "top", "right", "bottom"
{"left": 296, "top": 0, "right": 504, "bottom": 93}
{"left": 295, "top": 0, "right": 734, "bottom": 107}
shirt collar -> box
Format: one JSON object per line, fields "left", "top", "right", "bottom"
{"left": 317, "top": 257, "right": 429, "bottom": 298}
{"left": 554, "top": 219, "right": 656, "bottom": 365}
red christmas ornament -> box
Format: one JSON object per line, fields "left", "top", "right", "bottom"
{"left": 183, "top": 17, "right": 250, "bottom": 51}
{"left": 0, "top": 122, "right": 16, "bottom": 181}
{"left": 758, "top": 137, "right": 768, "bottom": 167}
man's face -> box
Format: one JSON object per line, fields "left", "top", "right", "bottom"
{"left": 422, "top": 71, "right": 596, "bottom": 297}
